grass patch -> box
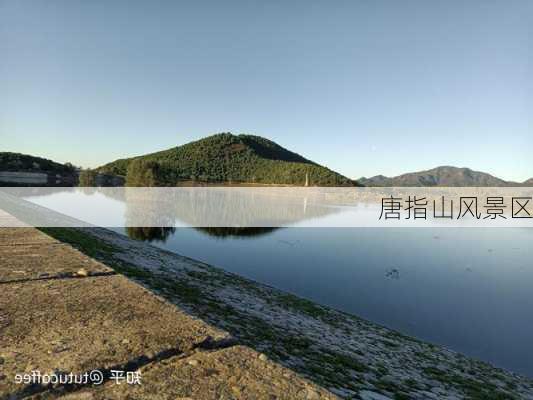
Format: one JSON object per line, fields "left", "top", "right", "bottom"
{"left": 39, "top": 227, "right": 118, "bottom": 259}
{"left": 276, "top": 293, "right": 328, "bottom": 319}
{"left": 423, "top": 367, "right": 517, "bottom": 400}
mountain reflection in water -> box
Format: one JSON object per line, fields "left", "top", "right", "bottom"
{"left": 126, "top": 226, "right": 279, "bottom": 242}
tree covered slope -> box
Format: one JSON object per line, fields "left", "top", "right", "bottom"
{"left": 0, "top": 152, "right": 75, "bottom": 174}
{"left": 97, "top": 133, "right": 355, "bottom": 186}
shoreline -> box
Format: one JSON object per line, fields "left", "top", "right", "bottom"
{"left": 41, "top": 226, "right": 533, "bottom": 399}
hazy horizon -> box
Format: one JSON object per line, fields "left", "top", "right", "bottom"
{"left": 2, "top": 1, "right": 532, "bottom": 181}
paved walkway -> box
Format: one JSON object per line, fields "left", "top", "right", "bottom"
{"left": 0, "top": 221, "right": 336, "bottom": 399}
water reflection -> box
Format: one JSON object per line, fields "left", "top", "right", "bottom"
{"left": 125, "top": 227, "right": 177, "bottom": 242}
{"left": 120, "top": 188, "right": 340, "bottom": 227}
{"left": 190, "top": 227, "right": 279, "bottom": 239}
{"left": 6, "top": 186, "right": 533, "bottom": 228}
{"left": 126, "top": 226, "right": 280, "bottom": 242}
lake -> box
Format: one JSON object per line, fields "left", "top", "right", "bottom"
{"left": 11, "top": 188, "right": 533, "bottom": 378}
{"left": 114, "top": 226, "right": 533, "bottom": 378}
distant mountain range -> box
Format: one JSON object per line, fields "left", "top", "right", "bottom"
{"left": 97, "top": 133, "right": 355, "bottom": 186}
{"left": 358, "top": 166, "right": 531, "bottom": 187}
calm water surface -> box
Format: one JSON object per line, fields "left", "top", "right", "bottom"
{"left": 115, "top": 227, "right": 533, "bottom": 378}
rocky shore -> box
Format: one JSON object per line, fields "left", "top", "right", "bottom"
{"left": 38, "top": 226, "right": 533, "bottom": 400}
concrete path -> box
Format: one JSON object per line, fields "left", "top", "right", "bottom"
{"left": 0, "top": 224, "right": 336, "bottom": 399}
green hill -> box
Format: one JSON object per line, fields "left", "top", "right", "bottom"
{"left": 0, "top": 152, "right": 75, "bottom": 174}
{"left": 97, "top": 133, "right": 355, "bottom": 186}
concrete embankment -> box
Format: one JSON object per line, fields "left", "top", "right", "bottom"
{"left": 0, "top": 223, "right": 336, "bottom": 399}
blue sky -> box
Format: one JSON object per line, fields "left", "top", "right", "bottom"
{"left": 1, "top": 1, "right": 531, "bottom": 181}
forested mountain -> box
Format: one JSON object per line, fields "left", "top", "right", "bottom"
{"left": 97, "top": 133, "right": 355, "bottom": 186}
